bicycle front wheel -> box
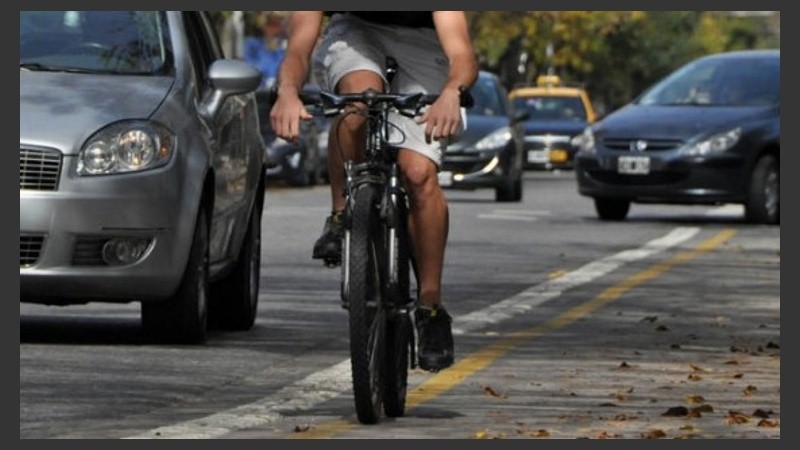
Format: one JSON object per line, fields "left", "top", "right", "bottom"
{"left": 383, "top": 196, "right": 412, "bottom": 418}
{"left": 346, "top": 183, "right": 385, "bottom": 424}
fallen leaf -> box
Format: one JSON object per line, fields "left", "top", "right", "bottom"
{"left": 598, "top": 402, "right": 618, "bottom": 407}
{"left": 692, "top": 404, "right": 714, "bottom": 414}
{"left": 743, "top": 385, "right": 758, "bottom": 396}
{"left": 548, "top": 269, "right": 567, "bottom": 279}
{"left": 732, "top": 372, "right": 744, "bottom": 379}
{"left": 689, "top": 364, "right": 709, "bottom": 373}
{"left": 688, "top": 374, "right": 703, "bottom": 381}
{"left": 757, "top": 419, "right": 780, "bottom": 428}
{"left": 474, "top": 429, "right": 490, "bottom": 439}
{"left": 641, "top": 429, "right": 667, "bottom": 439}
{"left": 670, "top": 343, "right": 682, "bottom": 349}
{"left": 730, "top": 345, "right": 749, "bottom": 353}
{"left": 595, "top": 430, "right": 621, "bottom": 439}
{"left": 293, "top": 424, "right": 311, "bottom": 433}
{"left": 613, "top": 413, "right": 637, "bottom": 421}
{"left": 680, "top": 425, "right": 699, "bottom": 432}
{"left": 641, "top": 316, "right": 658, "bottom": 323}
{"left": 766, "top": 340, "right": 780, "bottom": 349}
{"left": 656, "top": 325, "right": 670, "bottom": 332}
{"left": 725, "top": 411, "right": 750, "bottom": 425}
{"left": 618, "top": 361, "right": 632, "bottom": 369}
{"left": 613, "top": 392, "right": 629, "bottom": 402}
{"left": 531, "top": 429, "right": 550, "bottom": 438}
{"left": 685, "top": 395, "right": 705, "bottom": 404}
{"left": 724, "top": 359, "right": 740, "bottom": 365}
{"left": 662, "top": 406, "right": 689, "bottom": 417}
{"left": 482, "top": 384, "right": 507, "bottom": 398}
{"left": 753, "top": 409, "right": 774, "bottom": 418}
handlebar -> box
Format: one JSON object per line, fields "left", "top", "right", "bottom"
{"left": 267, "top": 86, "right": 474, "bottom": 118}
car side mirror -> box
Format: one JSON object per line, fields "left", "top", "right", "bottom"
{"left": 512, "top": 110, "right": 530, "bottom": 123}
{"left": 200, "top": 59, "right": 262, "bottom": 120}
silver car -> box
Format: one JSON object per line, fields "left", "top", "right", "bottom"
{"left": 20, "top": 11, "right": 266, "bottom": 343}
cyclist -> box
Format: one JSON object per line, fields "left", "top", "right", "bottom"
{"left": 270, "top": 11, "right": 478, "bottom": 371}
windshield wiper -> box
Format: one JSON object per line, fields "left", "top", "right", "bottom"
{"left": 20, "top": 62, "right": 125, "bottom": 75}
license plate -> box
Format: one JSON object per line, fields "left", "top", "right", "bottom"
{"left": 549, "top": 149, "right": 568, "bottom": 163}
{"left": 528, "top": 150, "right": 548, "bottom": 163}
{"left": 618, "top": 156, "right": 650, "bottom": 175}
{"left": 437, "top": 170, "right": 453, "bottom": 187}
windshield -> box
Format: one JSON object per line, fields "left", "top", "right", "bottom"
{"left": 469, "top": 77, "right": 506, "bottom": 117}
{"left": 20, "top": 11, "right": 172, "bottom": 75}
{"left": 637, "top": 54, "right": 780, "bottom": 107}
{"left": 512, "top": 95, "right": 587, "bottom": 121}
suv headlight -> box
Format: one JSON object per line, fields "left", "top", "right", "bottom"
{"left": 77, "top": 121, "right": 174, "bottom": 175}
{"left": 682, "top": 127, "right": 741, "bottom": 157}
{"left": 475, "top": 126, "right": 512, "bottom": 151}
{"left": 572, "top": 127, "right": 596, "bottom": 154}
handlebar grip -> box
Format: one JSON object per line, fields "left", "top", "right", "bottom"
{"left": 459, "top": 86, "right": 474, "bottom": 108}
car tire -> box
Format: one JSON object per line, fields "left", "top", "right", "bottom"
{"left": 745, "top": 155, "right": 779, "bottom": 225}
{"left": 594, "top": 198, "right": 630, "bottom": 221}
{"left": 142, "top": 208, "right": 209, "bottom": 344}
{"left": 210, "top": 195, "right": 263, "bottom": 331}
{"left": 495, "top": 174, "right": 523, "bottom": 202}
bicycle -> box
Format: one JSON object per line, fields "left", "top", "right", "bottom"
{"left": 294, "top": 63, "right": 473, "bottom": 424}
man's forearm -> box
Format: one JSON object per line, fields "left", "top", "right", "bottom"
{"left": 443, "top": 52, "right": 479, "bottom": 93}
{"left": 277, "top": 53, "right": 309, "bottom": 95}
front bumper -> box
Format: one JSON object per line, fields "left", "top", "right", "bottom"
{"left": 523, "top": 135, "right": 577, "bottom": 170}
{"left": 575, "top": 150, "right": 749, "bottom": 204}
{"left": 20, "top": 154, "right": 196, "bottom": 304}
{"left": 440, "top": 151, "right": 508, "bottom": 189}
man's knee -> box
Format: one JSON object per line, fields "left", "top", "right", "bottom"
{"left": 402, "top": 161, "right": 439, "bottom": 197}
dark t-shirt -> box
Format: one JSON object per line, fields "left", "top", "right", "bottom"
{"left": 325, "top": 11, "right": 435, "bottom": 29}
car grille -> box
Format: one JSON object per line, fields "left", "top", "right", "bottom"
{"left": 20, "top": 148, "right": 62, "bottom": 191}
{"left": 602, "top": 138, "right": 683, "bottom": 152}
{"left": 20, "top": 234, "right": 45, "bottom": 267}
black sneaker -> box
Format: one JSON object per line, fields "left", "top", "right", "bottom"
{"left": 312, "top": 211, "right": 344, "bottom": 265}
{"left": 414, "top": 305, "right": 454, "bottom": 372}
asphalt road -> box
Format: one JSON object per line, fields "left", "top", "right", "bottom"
{"left": 20, "top": 171, "right": 780, "bottom": 439}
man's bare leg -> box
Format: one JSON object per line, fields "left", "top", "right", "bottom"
{"left": 397, "top": 149, "right": 448, "bottom": 308}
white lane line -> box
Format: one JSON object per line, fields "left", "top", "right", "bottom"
{"left": 705, "top": 204, "right": 744, "bottom": 217}
{"left": 452, "top": 226, "right": 699, "bottom": 334}
{"left": 124, "top": 226, "right": 699, "bottom": 439}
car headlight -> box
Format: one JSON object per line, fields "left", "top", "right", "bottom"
{"left": 77, "top": 121, "right": 174, "bottom": 176}
{"left": 475, "top": 126, "right": 512, "bottom": 151}
{"left": 681, "top": 127, "right": 742, "bottom": 157}
{"left": 572, "top": 127, "right": 596, "bottom": 154}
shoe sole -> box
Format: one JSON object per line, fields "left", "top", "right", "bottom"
{"left": 417, "top": 354, "right": 454, "bottom": 372}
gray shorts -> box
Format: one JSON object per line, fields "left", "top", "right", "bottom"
{"left": 312, "top": 13, "right": 455, "bottom": 166}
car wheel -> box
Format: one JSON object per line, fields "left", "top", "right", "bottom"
{"left": 495, "top": 174, "right": 523, "bottom": 202}
{"left": 210, "top": 196, "right": 263, "bottom": 331}
{"left": 142, "top": 208, "right": 209, "bottom": 344}
{"left": 745, "top": 155, "right": 779, "bottom": 225}
{"left": 594, "top": 198, "right": 630, "bottom": 221}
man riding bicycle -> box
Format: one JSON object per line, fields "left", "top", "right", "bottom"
{"left": 270, "top": 11, "right": 478, "bottom": 372}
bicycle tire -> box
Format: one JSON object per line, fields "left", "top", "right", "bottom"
{"left": 383, "top": 196, "right": 412, "bottom": 418}
{"left": 347, "top": 183, "right": 386, "bottom": 424}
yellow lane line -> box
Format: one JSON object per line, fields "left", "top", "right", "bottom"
{"left": 293, "top": 229, "right": 737, "bottom": 439}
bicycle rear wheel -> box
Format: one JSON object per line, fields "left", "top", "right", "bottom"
{"left": 383, "top": 196, "right": 412, "bottom": 417}
{"left": 346, "top": 183, "right": 385, "bottom": 424}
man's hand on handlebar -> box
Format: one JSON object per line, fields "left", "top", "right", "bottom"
{"left": 269, "top": 87, "right": 313, "bottom": 143}
{"left": 416, "top": 86, "right": 462, "bottom": 144}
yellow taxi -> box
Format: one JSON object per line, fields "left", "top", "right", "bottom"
{"left": 509, "top": 75, "right": 597, "bottom": 169}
